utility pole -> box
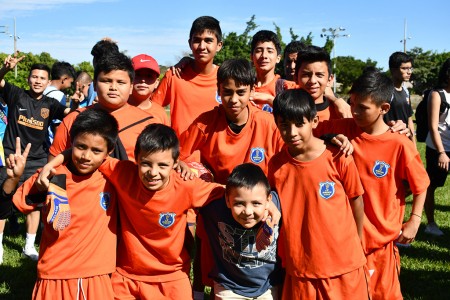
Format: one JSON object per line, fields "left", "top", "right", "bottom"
{"left": 320, "top": 27, "right": 350, "bottom": 94}
{"left": 400, "top": 19, "right": 411, "bottom": 53}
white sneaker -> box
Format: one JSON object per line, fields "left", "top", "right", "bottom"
{"left": 424, "top": 223, "right": 444, "bottom": 237}
{"left": 22, "top": 246, "right": 39, "bottom": 261}
{"left": 0, "top": 246, "right": 3, "bottom": 265}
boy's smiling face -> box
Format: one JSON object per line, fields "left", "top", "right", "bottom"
{"left": 297, "top": 61, "right": 332, "bottom": 103}
{"left": 219, "top": 78, "right": 252, "bottom": 125}
{"left": 28, "top": 69, "right": 50, "bottom": 96}
{"left": 251, "top": 41, "right": 281, "bottom": 74}
{"left": 137, "top": 149, "right": 178, "bottom": 191}
{"left": 71, "top": 133, "right": 109, "bottom": 175}
{"left": 189, "top": 30, "right": 222, "bottom": 65}
{"left": 95, "top": 70, "right": 133, "bottom": 111}
{"left": 226, "top": 185, "right": 270, "bottom": 229}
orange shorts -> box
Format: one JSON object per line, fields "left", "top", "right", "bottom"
{"left": 282, "top": 267, "right": 370, "bottom": 300}
{"left": 32, "top": 274, "right": 114, "bottom": 300}
{"left": 111, "top": 271, "right": 193, "bottom": 300}
{"left": 366, "top": 241, "right": 402, "bottom": 300}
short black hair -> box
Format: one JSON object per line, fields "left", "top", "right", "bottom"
{"left": 273, "top": 89, "right": 317, "bottom": 125}
{"left": 283, "top": 41, "right": 306, "bottom": 60}
{"left": 295, "top": 45, "right": 331, "bottom": 77}
{"left": 91, "top": 39, "right": 120, "bottom": 67}
{"left": 134, "top": 124, "right": 180, "bottom": 161}
{"left": 50, "top": 61, "right": 76, "bottom": 80}
{"left": 349, "top": 69, "right": 394, "bottom": 106}
{"left": 93, "top": 52, "right": 134, "bottom": 83}
{"left": 69, "top": 108, "right": 119, "bottom": 153}
{"left": 217, "top": 59, "right": 256, "bottom": 89}
{"left": 226, "top": 163, "right": 270, "bottom": 196}
{"left": 251, "top": 30, "right": 282, "bottom": 55}
{"left": 189, "top": 16, "right": 222, "bottom": 42}
{"left": 388, "top": 51, "right": 413, "bottom": 70}
{"left": 29, "top": 63, "right": 51, "bottom": 78}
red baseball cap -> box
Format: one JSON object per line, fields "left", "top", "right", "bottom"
{"left": 132, "top": 54, "right": 160, "bottom": 75}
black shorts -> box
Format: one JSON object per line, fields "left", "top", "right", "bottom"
{"left": 426, "top": 146, "right": 450, "bottom": 187}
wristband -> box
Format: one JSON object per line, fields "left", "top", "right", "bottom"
{"left": 411, "top": 213, "right": 422, "bottom": 219}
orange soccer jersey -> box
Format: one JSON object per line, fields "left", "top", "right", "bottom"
{"left": 12, "top": 165, "right": 118, "bottom": 280}
{"left": 268, "top": 146, "right": 366, "bottom": 279}
{"left": 179, "top": 105, "right": 284, "bottom": 184}
{"left": 143, "top": 102, "right": 170, "bottom": 126}
{"left": 98, "top": 158, "right": 224, "bottom": 283}
{"left": 315, "top": 97, "right": 341, "bottom": 121}
{"left": 49, "top": 104, "right": 156, "bottom": 162}
{"left": 152, "top": 65, "right": 221, "bottom": 136}
{"left": 254, "top": 74, "right": 297, "bottom": 97}
{"left": 315, "top": 118, "right": 430, "bottom": 252}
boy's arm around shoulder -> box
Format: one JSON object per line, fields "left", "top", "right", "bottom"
{"left": 151, "top": 69, "right": 173, "bottom": 107}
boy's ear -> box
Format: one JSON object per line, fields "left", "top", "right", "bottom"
{"left": 129, "top": 84, "right": 133, "bottom": 95}
{"left": 380, "top": 102, "right": 390, "bottom": 115}
{"left": 276, "top": 54, "right": 281, "bottom": 64}
{"left": 327, "top": 74, "right": 334, "bottom": 88}
{"left": 265, "top": 192, "right": 272, "bottom": 208}
{"left": 172, "top": 159, "right": 179, "bottom": 170}
{"left": 216, "top": 40, "right": 223, "bottom": 52}
{"left": 311, "top": 115, "right": 320, "bottom": 128}
{"left": 225, "top": 194, "right": 231, "bottom": 209}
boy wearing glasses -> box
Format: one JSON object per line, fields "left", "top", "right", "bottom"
{"left": 385, "top": 52, "right": 416, "bottom": 144}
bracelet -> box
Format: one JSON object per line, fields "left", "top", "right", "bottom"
{"left": 411, "top": 213, "right": 422, "bottom": 219}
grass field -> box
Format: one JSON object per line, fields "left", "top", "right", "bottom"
{"left": 0, "top": 143, "right": 448, "bottom": 300}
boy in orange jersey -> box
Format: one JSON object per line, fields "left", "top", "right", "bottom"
{"left": 269, "top": 89, "right": 369, "bottom": 299}
{"left": 152, "top": 16, "right": 223, "bottom": 137}
{"left": 49, "top": 51, "right": 157, "bottom": 162}
{"left": 179, "top": 58, "right": 284, "bottom": 184}
{"left": 129, "top": 54, "right": 169, "bottom": 125}
{"left": 314, "top": 70, "right": 429, "bottom": 300}
{"left": 250, "top": 30, "right": 297, "bottom": 112}
{"left": 295, "top": 45, "right": 351, "bottom": 121}
{"left": 2, "top": 108, "right": 120, "bottom": 299}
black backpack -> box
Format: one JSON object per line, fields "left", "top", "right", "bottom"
{"left": 415, "top": 89, "right": 449, "bottom": 142}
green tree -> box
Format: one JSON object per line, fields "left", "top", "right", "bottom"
{"left": 75, "top": 61, "right": 94, "bottom": 78}
{"left": 334, "top": 56, "right": 379, "bottom": 94}
{"left": 407, "top": 47, "right": 450, "bottom": 94}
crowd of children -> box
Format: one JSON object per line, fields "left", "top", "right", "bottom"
{"left": 0, "top": 13, "right": 447, "bottom": 300}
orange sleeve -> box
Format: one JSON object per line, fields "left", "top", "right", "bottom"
{"left": 49, "top": 109, "right": 85, "bottom": 156}
{"left": 190, "top": 179, "right": 224, "bottom": 208}
{"left": 401, "top": 142, "right": 430, "bottom": 195}
{"left": 151, "top": 70, "right": 173, "bottom": 107}
{"left": 179, "top": 122, "right": 207, "bottom": 162}
{"left": 338, "top": 154, "right": 364, "bottom": 199}
{"left": 12, "top": 172, "right": 42, "bottom": 214}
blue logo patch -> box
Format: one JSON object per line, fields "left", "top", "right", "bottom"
{"left": 319, "top": 181, "right": 335, "bottom": 199}
{"left": 261, "top": 104, "right": 273, "bottom": 113}
{"left": 159, "top": 212, "right": 176, "bottom": 228}
{"left": 372, "top": 161, "right": 390, "bottom": 178}
{"left": 250, "top": 148, "right": 265, "bottom": 164}
{"left": 215, "top": 91, "right": 222, "bottom": 104}
{"left": 99, "top": 192, "right": 110, "bottom": 211}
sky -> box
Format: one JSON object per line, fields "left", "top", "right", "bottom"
{"left": 0, "top": 0, "right": 448, "bottom": 71}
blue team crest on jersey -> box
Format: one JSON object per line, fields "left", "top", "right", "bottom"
{"left": 99, "top": 192, "right": 110, "bottom": 211}
{"left": 372, "top": 160, "right": 390, "bottom": 178}
{"left": 215, "top": 91, "right": 222, "bottom": 104}
{"left": 250, "top": 148, "right": 265, "bottom": 164}
{"left": 319, "top": 181, "right": 335, "bottom": 200}
{"left": 261, "top": 104, "right": 273, "bottom": 113}
{"left": 159, "top": 212, "right": 176, "bottom": 228}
